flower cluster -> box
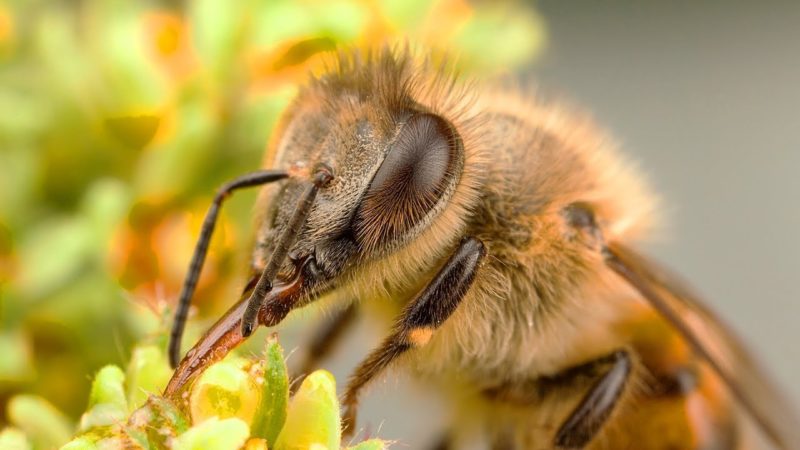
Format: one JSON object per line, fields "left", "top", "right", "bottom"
{"left": 2, "top": 336, "right": 386, "bottom": 449}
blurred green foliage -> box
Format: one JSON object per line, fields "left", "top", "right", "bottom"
{"left": 0, "top": 0, "right": 544, "bottom": 447}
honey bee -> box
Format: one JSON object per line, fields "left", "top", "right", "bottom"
{"left": 163, "top": 48, "right": 800, "bottom": 449}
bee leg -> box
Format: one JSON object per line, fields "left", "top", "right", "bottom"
{"left": 168, "top": 169, "right": 290, "bottom": 368}
{"left": 553, "top": 350, "right": 632, "bottom": 449}
{"left": 291, "top": 303, "right": 358, "bottom": 392}
{"left": 341, "top": 237, "right": 487, "bottom": 439}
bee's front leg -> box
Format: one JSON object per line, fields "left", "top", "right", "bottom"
{"left": 553, "top": 350, "right": 632, "bottom": 449}
{"left": 341, "top": 237, "right": 487, "bottom": 439}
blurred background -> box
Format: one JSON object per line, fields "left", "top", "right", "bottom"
{"left": 0, "top": 0, "right": 798, "bottom": 447}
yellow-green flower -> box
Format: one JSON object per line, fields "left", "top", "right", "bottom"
{"left": 49, "top": 338, "right": 387, "bottom": 449}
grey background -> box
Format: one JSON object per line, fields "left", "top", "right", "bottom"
{"left": 283, "top": 2, "right": 800, "bottom": 447}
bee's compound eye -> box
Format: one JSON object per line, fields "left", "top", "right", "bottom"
{"left": 369, "top": 113, "right": 455, "bottom": 200}
{"left": 356, "top": 113, "right": 461, "bottom": 248}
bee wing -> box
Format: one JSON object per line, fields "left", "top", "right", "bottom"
{"left": 604, "top": 241, "right": 800, "bottom": 450}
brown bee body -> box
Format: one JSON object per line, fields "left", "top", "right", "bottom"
{"left": 166, "top": 49, "right": 799, "bottom": 449}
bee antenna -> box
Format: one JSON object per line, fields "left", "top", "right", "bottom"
{"left": 168, "top": 170, "right": 290, "bottom": 368}
{"left": 241, "top": 165, "right": 334, "bottom": 338}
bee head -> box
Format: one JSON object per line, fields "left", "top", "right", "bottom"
{"left": 253, "top": 49, "right": 473, "bottom": 301}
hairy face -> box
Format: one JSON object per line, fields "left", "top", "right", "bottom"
{"left": 253, "top": 51, "right": 465, "bottom": 301}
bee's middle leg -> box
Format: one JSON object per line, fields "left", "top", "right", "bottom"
{"left": 553, "top": 350, "right": 632, "bottom": 449}
{"left": 340, "top": 237, "right": 486, "bottom": 439}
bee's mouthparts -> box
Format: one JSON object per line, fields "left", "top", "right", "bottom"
{"left": 163, "top": 264, "right": 306, "bottom": 398}
{"left": 165, "top": 166, "right": 334, "bottom": 398}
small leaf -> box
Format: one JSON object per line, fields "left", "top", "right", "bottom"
{"left": 251, "top": 335, "right": 289, "bottom": 446}
{"left": 7, "top": 395, "right": 73, "bottom": 449}
{"left": 0, "top": 427, "right": 32, "bottom": 450}
{"left": 275, "top": 370, "right": 340, "bottom": 450}
{"left": 80, "top": 365, "right": 128, "bottom": 431}
{"left": 172, "top": 417, "right": 249, "bottom": 450}
{"left": 126, "top": 344, "right": 172, "bottom": 408}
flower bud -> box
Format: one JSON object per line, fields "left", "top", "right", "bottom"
{"left": 126, "top": 344, "right": 172, "bottom": 408}
{"left": 79, "top": 365, "right": 128, "bottom": 431}
{"left": 275, "top": 370, "right": 340, "bottom": 450}
{"left": 189, "top": 357, "right": 260, "bottom": 424}
{"left": 172, "top": 417, "right": 249, "bottom": 450}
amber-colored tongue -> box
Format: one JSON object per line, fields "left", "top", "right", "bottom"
{"left": 164, "top": 271, "right": 304, "bottom": 398}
